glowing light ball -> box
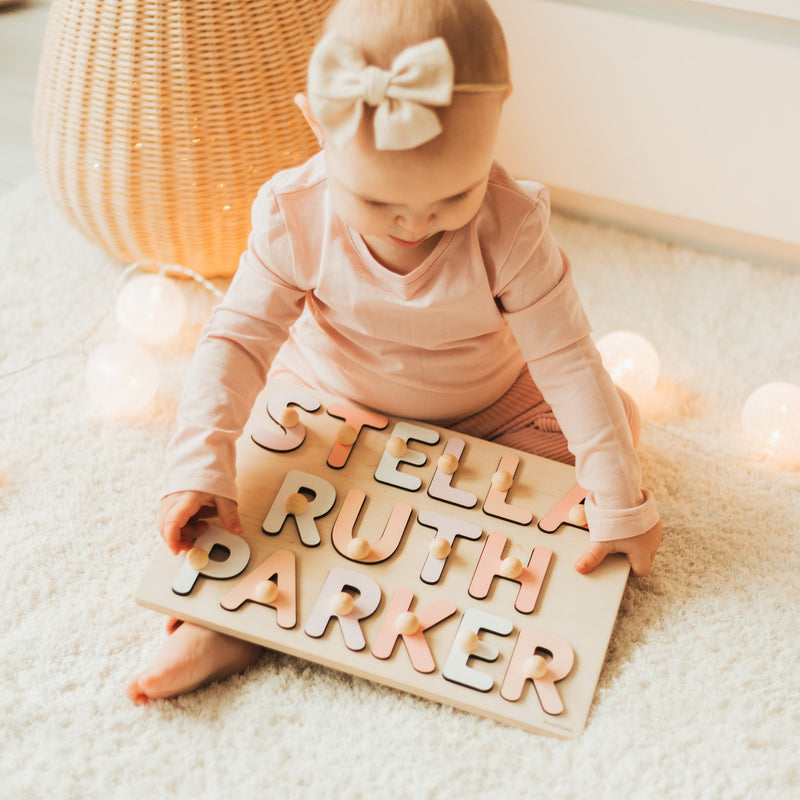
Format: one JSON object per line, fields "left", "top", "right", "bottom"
{"left": 741, "top": 382, "right": 800, "bottom": 470}
{"left": 116, "top": 273, "right": 186, "bottom": 344}
{"left": 86, "top": 341, "right": 159, "bottom": 416}
{"left": 596, "top": 330, "right": 661, "bottom": 403}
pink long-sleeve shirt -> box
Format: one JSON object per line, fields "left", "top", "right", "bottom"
{"left": 164, "top": 154, "right": 658, "bottom": 541}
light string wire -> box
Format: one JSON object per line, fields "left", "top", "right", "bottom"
{"left": 0, "top": 261, "right": 225, "bottom": 383}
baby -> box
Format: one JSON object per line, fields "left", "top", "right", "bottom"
{"left": 127, "top": 0, "right": 661, "bottom": 705}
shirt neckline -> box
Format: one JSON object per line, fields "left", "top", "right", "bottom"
{"left": 347, "top": 227, "right": 458, "bottom": 286}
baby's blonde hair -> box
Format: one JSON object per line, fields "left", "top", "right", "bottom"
{"left": 322, "top": 0, "right": 511, "bottom": 86}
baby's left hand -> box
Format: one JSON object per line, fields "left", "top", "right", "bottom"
{"left": 574, "top": 521, "right": 663, "bottom": 577}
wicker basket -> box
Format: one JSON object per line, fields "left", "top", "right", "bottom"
{"left": 33, "top": 0, "right": 333, "bottom": 278}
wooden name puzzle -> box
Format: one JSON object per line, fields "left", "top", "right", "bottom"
{"left": 135, "top": 381, "right": 630, "bottom": 738}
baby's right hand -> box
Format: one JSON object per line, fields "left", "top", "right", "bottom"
{"left": 158, "top": 491, "right": 244, "bottom": 555}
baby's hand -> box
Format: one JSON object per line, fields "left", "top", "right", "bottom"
{"left": 158, "top": 491, "right": 244, "bottom": 556}
{"left": 574, "top": 521, "right": 662, "bottom": 578}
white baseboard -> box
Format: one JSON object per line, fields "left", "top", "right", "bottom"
{"left": 548, "top": 185, "right": 800, "bottom": 272}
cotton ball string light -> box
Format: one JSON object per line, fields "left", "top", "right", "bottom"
{"left": 741, "top": 382, "right": 800, "bottom": 470}
{"left": 86, "top": 341, "right": 159, "bottom": 416}
{"left": 596, "top": 330, "right": 660, "bottom": 403}
{"left": 83, "top": 262, "right": 223, "bottom": 417}
{"left": 115, "top": 272, "right": 186, "bottom": 345}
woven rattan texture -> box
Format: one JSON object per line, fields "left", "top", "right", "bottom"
{"left": 33, "top": 0, "right": 334, "bottom": 277}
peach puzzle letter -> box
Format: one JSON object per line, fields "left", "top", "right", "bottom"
{"left": 374, "top": 422, "right": 440, "bottom": 492}
{"left": 537, "top": 483, "right": 588, "bottom": 533}
{"left": 171, "top": 526, "right": 251, "bottom": 596}
{"left": 262, "top": 470, "right": 337, "bottom": 547}
{"left": 326, "top": 402, "right": 388, "bottom": 469}
{"left": 427, "top": 437, "right": 477, "bottom": 509}
{"left": 483, "top": 454, "right": 533, "bottom": 525}
{"left": 219, "top": 549, "right": 297, "bottom": 629}
{"left": 371, "top": 587, "right": 457, "bottom": 674}
{"left": 468, "top": 531, "right": 552, "bottom": 614}
{"left": 331, "top": 488, "right": 413, "bottom": 563}
{"left": 417, "top": 510, "right": 483, "bottom": 585}
{"left": 251, "top": 387, "right": 321, "bottom": 452}
{"left": 304, "top": 567, "right": 382, "bottom": 651}
{"left": 500, "top": 627, "right": 575, "bottom": 715}
{"left": 442, "top": 608, "right": 513, "bottom": 693}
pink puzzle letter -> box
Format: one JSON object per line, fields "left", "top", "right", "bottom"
{"left": 468, "top": 531, "right": 552, "bottom": 614}
{"left": 500, "top": 627, "right": 574, "bottom": 715}
{"left": 537, "top": 483, "right": 588, "bottom": 533}
{"left": 371, "top": 587, "right": 457, "bottom": 674}
{"left": 326, "top": 403, "right": 389, "bottom": 469}
{"left": 220, "top": 549, "right": 297, "bottom": 629}
{"left": 482, "top": 454, "right": 533, "bottom": 526}
{"left": 250, "top": 387, "right": 321, "bottom": 452}
{"left": 331, "top": 489, "right": 413, "bottom": 563}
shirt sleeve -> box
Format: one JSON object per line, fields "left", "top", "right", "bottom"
{"left": 493, "top": 186, "right": 592, "bottom": 359}
{"left": 525, "top": 336, "right": 659, "bottom": 541}
{"left": 497, "top": 186, "right": 659, "bottom": 542}
{"left": 162, "top": 184, "right": 307, "bottom": 502}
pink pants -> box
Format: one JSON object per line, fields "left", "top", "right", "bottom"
{"left": 450, "top": 369, "right": 640, "bottom": 466}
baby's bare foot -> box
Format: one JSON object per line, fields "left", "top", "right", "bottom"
{"left": 126, "top": 622, "right": 263, "bottom": 704}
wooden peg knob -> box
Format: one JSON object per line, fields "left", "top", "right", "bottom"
{"left": 348, "top": 537, "right": 371, "bottom": 560}
{"left": 568, "top": 503, "right": 587, "bottom": 527}
{"left": 279, "top": 407, "right": 299, "bottom": 428}
{"left": 254, "top": 579, "right": 278, "bottom": 604}
{"left": 336, "top": 424, "right": 358, "bottom": 446}
{"left": 330, "top": 591, "right": 355, "bottom": 616}
{"left": 491, "top": 470, "right": 513, "bottom": 491}
{"left": 186, "top": 547, "right": 209, "bottom": 570}
{"left": 429, "top": 538, "right": 452, "bottom": 559}
{"left": 500, "top": 556, "right": 523, "bottom": 579}
{"left": 285, "top": 492, "right": 309, "bottom": 515}
{"left": 385, "top": 436, "right": 407, "bottom": 458}
{"left": 456, "top": 629, "right": 480, "bottom": 654}
{"left": 437, "top": 453, "right": 459, "bottom": 475}
{"left": 524, "top": 654, "right": 548, "bottom": 679}
{"left": 395, "top": 612, "right": 421, "bottom": 636}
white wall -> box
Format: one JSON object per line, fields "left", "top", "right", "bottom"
{"left": 490, "top": 0, "right": 800, "bottom": 267}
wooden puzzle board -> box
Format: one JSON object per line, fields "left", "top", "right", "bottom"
{"left": 135, "top": 381, "right": 629, "bottom": 738}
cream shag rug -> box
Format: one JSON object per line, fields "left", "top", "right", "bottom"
{"left": 1, "top": 176, "right": 798, "bottom": 800}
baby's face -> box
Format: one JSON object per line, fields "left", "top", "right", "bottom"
{"left": 324, "top": 93, "right": 504, "bottom": 271}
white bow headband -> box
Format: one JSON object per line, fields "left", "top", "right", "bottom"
{"left": 307, "top": 33, "right": 509, "bottom": 151}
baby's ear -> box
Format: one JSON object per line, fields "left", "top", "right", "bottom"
{"left": 294, "top": 94, "right": 325, "bottom": 145}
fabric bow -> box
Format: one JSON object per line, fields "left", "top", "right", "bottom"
{"left": 307, "top": 33, "right": 455, "bottom": 151}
